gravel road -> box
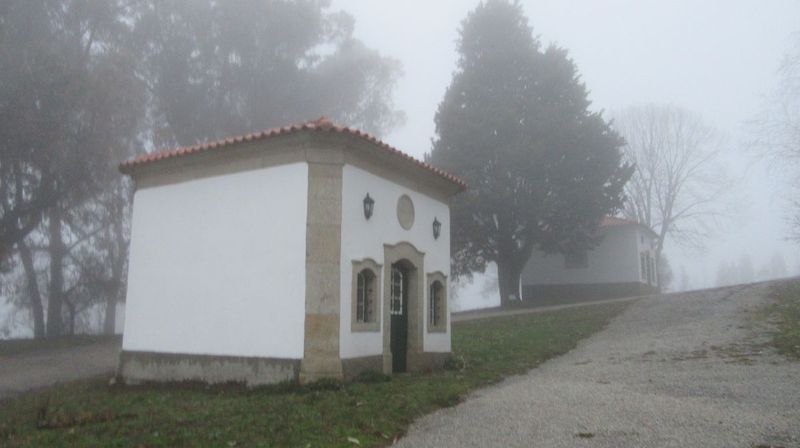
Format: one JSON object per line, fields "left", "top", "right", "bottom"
{"left": 397, "top": 283, "right": 800, "bottom": 448}
{"left": 0, "top": 340, "right": 119, "bottom": 399}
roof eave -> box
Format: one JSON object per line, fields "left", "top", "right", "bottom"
{"left": 119, "top": 125, "right": 468, "bottom": 196}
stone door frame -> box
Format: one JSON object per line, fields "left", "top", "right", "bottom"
{"left": 382, "top": 242, "right": 425, "bottom": 374}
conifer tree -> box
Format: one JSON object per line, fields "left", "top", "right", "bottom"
{"left": 430, "top": 0, "right": 631, "bottom": 305}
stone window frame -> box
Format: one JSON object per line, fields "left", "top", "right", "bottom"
{"left": 351, "top": 258, "right": 382, "bottom": 332}
{"left": 426, "top": 271, "right": 448, "bottom": 333}
{"left": 357, "top": 270, "right": 377, "bottom": 322}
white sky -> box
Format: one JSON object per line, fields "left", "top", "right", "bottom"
{"left": 332, "top": 0, "right": 800, "bottom": 303}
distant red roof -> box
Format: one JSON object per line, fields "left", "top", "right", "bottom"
{"left": 119, "top": 117, "right": 467, "bottom": 191}
{"left": 600, "top": 216, "right": 639, "bottom": 227}
{"left": 600, "top": 216, "right": 658, "bottom": 237}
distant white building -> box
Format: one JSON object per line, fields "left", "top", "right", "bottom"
{"left": 521, "top": 217, "right": 659, "bottom": 303}
{"left": 113, "top": 301, "right": 125, "bottom": 335}
{"left": 117, "top": 118, "right": 465, "bottom": 386}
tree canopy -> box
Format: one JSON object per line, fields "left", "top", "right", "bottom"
{"left": 752, "top": 32, "right": 800, "bottom": 239}
{"left": 430, "top": 0, "right": 631, "bottom": 305}
{"left": 0, "top": 0, "right": 143, "bottom": 263}
{"left": 135, "top": 0, "right": 404, "bottom": 147}
{"left": 0, "top": 0, "right": 146, "bottom": 337}
{"left": 0, "top": 0, "right": 403, "bottom": 337}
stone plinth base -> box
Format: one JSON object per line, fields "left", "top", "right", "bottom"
{"left": 118, "top": 350, "right": 300, "bottom": 386}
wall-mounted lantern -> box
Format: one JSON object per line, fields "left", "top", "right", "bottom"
{"left": 363, "top": 193, "right": 375, "bottom": 220}
{"left": 432, "top": 217, "right": 441, "bottom": 239}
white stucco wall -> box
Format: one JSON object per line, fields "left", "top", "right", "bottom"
{"left": 339, "top": 164, "right": 452, "bottom": 358}
{"left": 122, "top": 163, "right": 308, "bottom": 359}
{"left": 636, "top": 229, "right": 659, "bottom": 286}
{"left": 522, "top": 226, "right": 642, "bottom": 286}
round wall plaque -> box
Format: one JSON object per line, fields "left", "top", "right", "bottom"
{"left": 397, "top": 195, "right": 415, "bottom": 230}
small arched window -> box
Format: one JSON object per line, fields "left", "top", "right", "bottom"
{"left": 356, "top": 269, "right": 376, "bottom": 324}
{"left": 427, "top": 272, "right": 447, "bottom": 333}
{"left": 429, "top": 280, "right": 444, "bottom": 328}
{"left": 352, "top": 259, "right": 381, "bottom": 332}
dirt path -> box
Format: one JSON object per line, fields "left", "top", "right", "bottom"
{"left": 0, "top": 340, "right": 120, "bottom": 399}
{"left": 397, "top": 283, "right": 800, "bottom": 448}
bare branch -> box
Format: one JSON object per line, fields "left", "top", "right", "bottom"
{"left": 613, "top": 104, "right": 729, "bottom": 258}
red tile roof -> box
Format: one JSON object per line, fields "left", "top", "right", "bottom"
{"left": 600, "top": 216, "right": 639, "bottom": 227}
{"left": 119, "top": 117, "right": 467, "bottom": 191}
{"left": 600, "top": 216, "right": 658, "bottom": 237}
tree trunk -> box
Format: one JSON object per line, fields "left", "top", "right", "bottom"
{"left": 654, "top": 221, "right": 668, "bottom": 293}
{"left": 103, "top": 200, "right": 127, "bottom": 335}
{"left": 46, "top": 208, "right": 65, "bottom": 338}
{"left": 497, "top": 258, "right": 523, "bottom": 308}
{"left": 103, "top": 296, "right": 117, "bottom": 335}
{"left": 64, "top": 297, "right": 76, "bottom": 336}
{"left": 18, "top": 241, "right": 46, "bottom": 339}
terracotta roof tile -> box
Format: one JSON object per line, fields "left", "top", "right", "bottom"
{"left": 120, "top": 117, "right": 466, "bottom": 191}
{"left": 600, "top": 216, "right": 639, "bottom": 227}
{"left": 600, "top": 216, "right": 658, "bottom": 237}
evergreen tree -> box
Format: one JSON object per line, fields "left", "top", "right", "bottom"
{"left": 1, "top": 0, "right": 404, "bottom": 337}
{"left": 430, "top": 0, "right": 631, "bottom": 305}
{"left": 134, "top": 0, "right": 404, "bottom": 147}
{"left": 0, "top": 0, "right": 146, "bottom": 337}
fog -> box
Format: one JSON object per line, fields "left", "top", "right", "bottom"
{"left": 2, "top": 1, "right": 800, "bottom": 335}
{"left": 4, "top": 5, "right": 800, "bottom": 444}
{"left": 331, "top": 0, "right": 800, "bottom": 309}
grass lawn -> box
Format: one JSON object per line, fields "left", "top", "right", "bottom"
{"left": 0, "top": 301, "right": 628, "bottom": 448}
{"left": 769, "top": 279, "right": 800, "bottom": 360}
{"left": 0, "top": 335, "right": 121, "bottom": 357}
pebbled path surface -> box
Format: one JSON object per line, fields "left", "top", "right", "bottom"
{"left": 397, "top": 283, "right": 800, "bottom": 448}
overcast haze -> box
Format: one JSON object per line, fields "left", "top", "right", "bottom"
{"left": 332, "top": 0, "right": 800, "bottom": 307}
{"left": 3, "top": 1, "right": 800, "bottom": 333}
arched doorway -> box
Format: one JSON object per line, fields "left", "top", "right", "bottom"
{"left": 382, "top": 242, "right": 425, "bottom": 374}
{"left": 390, "top": 261, "right": 412, "bottom": 372}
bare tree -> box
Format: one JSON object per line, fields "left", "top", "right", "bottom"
{"left": 753, "top": 33, "right": 800, "bottom": 164}
{"left": 751, "top": 32, "right": 800, "bottom": 238}
{"left": 613, "top": 104, "right": 728, "bottom": 260}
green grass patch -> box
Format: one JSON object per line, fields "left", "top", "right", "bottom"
{"left": 0, "top": 302, "right": 628, "bottom": 447}
{"left": 0, "top": 335, "right": 121, "bottom": 357}
{"left": 769, "top": 279, "right": 800, "bottom": 360}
